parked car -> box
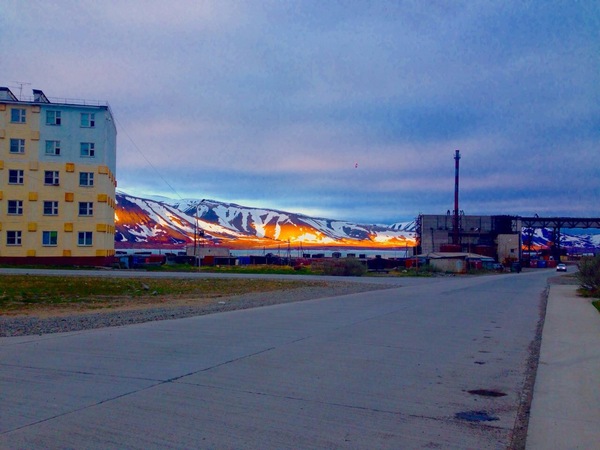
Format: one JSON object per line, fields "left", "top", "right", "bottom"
{"left": 556, "top": 263, "right": 567, "bottom": 272}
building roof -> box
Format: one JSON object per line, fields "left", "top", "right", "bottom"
{"left": 0, "top": 87, "right": 18, "bottom": 101}
{"left": 416, "top": 252, "right": 495, "bottom": 261}
{"left": 0, "top": 87, "right": 110, "bottom": 111}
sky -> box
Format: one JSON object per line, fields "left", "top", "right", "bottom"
{"left": 2, "top": 0, "right": 599, "bottom": 224}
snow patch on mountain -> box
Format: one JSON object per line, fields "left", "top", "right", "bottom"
{"left": 116, "top": 191, "right": 600, "bottom": 250}
{"left": 115, "top": 191, "right": 416, "bottom": 247}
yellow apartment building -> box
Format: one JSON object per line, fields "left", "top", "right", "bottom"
{"left": 0, "top": 87, "right": 117, "bottom": 265}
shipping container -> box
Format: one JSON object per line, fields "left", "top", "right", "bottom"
{"left": 440, "top": 244, "right": 461, "bottom": 252}
{"left": 475, "top": 245, "right": 495, "bottom": 257}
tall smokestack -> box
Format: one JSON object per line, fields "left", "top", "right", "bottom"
{"left": 453, "top": 150, "right": 461, "bottom": 246}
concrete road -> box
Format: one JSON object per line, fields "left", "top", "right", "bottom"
{"left": 1, "top": 270, "right": 553, "bottom": 449}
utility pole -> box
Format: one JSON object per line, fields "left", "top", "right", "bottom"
{"left": 193, "top": 200, "right": 206, "bottom": 267}
{"left": 193, "top": 202, "right": 198, "bottom": 265}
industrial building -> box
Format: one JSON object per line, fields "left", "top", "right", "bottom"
{"left": 416, "top": 213, "right": 521, "bottom": 264}
{"left": 0, "top": 87, "right": 117, "bottom": 265}
{"left": 412, "top": 151, "right": 521, "bottom": 269}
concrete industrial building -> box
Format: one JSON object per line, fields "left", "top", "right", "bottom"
{"left": 416, "top": 152, "right": 599, "bottom": 269}
{"left": 0, "top": 87, "right": 117, "bottom": 265}
{"left": 417, "top": 213, "right": 521, "bottom": 264}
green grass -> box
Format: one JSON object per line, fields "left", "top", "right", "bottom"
{"left": 196, "top": 264, "right": 314, "bottom": 275}
{"left": 574, "top": 283, "right": 600, "bottom": 314}
{"left": 143, "top": 263, "right": 318, "bottom": 275}
{"left": 0, "top": 275, "right": 324, "bottom": 312}
{"left": 577, "top": 287, "right": 600, "bottom": 299}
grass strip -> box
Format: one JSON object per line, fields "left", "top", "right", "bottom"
{"left": 0, "top": 275, "right": 324, "bottom": 313}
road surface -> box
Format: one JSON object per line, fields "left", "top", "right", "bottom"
{"left": 1, "top": 270, "right": 553, "bottom": 449}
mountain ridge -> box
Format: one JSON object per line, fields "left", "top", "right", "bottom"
{"left": 114, "top": 191, "right": 600, "bottom": 251}
{"left": 115, "top": 191, "right": 416, "bottom": 249}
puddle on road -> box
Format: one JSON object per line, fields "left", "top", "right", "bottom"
{"left": 467, "top": 389, "right": 507, "bottom": 397}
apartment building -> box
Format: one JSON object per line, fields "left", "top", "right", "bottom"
{"left": 0, "top": 87, "right": 117, "bottom": 265}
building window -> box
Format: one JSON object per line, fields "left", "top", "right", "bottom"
{"left": 42, "top": 231, "right": 58, "bottom": 246}
{"left": 79, "top": 172, "right": 94, "bottom": 187}
{"left": 7, "top": 200, "right": 23, "bottom": 215}
{"left": 43, "top": 201, "right": 59, "bottom": 215}
{"left": 44, "top": 171, "right": 60, "bottom": 186}
{"left": 81, "top": 112, "right": 95, "bottom": 128}
{"left": 7, "top": 231, "right": 22, "bottom": 246}
{"left": 80, "top": 142, "right": 95, "bottom": 157}
{"left": 9, "top": 138, "right": 25, "bottom": 154}
{"left": 45, "top": 140, "right": 61, "bottom": 156}
{"left": 8, "top": 169, "right": 24, "bottom": 184}
{"left": 78, "top": 231, "right": 93, "bottom": 246}
{"left": 10, "top": 108, "right": 26, "bottom": 123}
{"left": 46, "top": 110, "right": 62, "bottom": 126}
{"left": 79, "top": 202, "right": 94, "bottom": 216}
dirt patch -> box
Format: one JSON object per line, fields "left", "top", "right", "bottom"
{"left": 1, "top": 295, "right": 223, "bottom": 319}
{"left": 0, "top": 282, "right": 396, "bottom": 337}
{"left": 547, "top": 274, "right": 579, "bottom": 285}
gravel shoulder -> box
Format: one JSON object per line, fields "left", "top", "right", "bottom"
{"left": 0, "top": 281, "right": 395, "bottom": 337}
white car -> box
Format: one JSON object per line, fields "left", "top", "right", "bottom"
{"left": 556, "top": 263, "right": 567, "bottom": 272}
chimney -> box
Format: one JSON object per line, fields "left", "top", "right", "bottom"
{"left": 453, "top": 150, "right": 461, "bottom": 246}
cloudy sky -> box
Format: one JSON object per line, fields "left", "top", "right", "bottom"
{"left": 2, "top": 1, "right": 599, "bottom": 224}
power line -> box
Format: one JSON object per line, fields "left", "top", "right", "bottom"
{"left": 113, "top": 115, "right": 185, "bottom": 202}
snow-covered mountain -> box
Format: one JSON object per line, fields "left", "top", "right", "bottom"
{"left": 114, "top": 191, "right": 600, "bottom": 251}
{"left": 522, "top": 227, "right": 600, "bottom": 251}
{"left": 115, "top": 191, "right": 417, "bottom": 249}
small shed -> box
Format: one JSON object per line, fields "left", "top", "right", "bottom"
{"left": 186, "top": 246, "right": 231, "bottom": 258}
{"left": 422, "top": 252, "right": 496, "bottom": 274}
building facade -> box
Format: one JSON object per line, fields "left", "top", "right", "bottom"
{"left": 0, "top": 87, "right": 117, "bottom": 265}
{"left": 417, "top": 214, "right": 521, "bottom": 263}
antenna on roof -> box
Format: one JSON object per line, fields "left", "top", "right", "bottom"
{"left": 11, "top": 81, "right": 31, "bottom": 100}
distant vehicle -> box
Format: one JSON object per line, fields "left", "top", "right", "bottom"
{"left": 556, "top": 263, "right": 567, "bottom": 272}
{"left": 493, "top": 263, "right": 503, "bottom": 272}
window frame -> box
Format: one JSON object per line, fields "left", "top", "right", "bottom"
{"left": 43, "top": 201, "right": 59, "bottom": 216}
{"left": 80, "top": 112, "right": 95, "bottom": 128}
{"left": 80, "top": 142, "right": 95, "bottom": 157}
{"left": 78, "top": 202, "right": 94, "bottom": 216}
{"left": 45, "top": 140, "right": 61, "bottom": 156}
{"left": 42, "top": 231, "right": 58, "bottom": 247}
{"left": 6, "top": 231, "right": 22, "bottom": 246}
{"left": 79, "top": 172, "right": 94, "bottom": 187}
{"left": 7, "top": 200, "right": 24, "bottom": 215}
{"left": 8, "top": 169, "right": 24, "bottom": 185}
{"left": 46, "top": 110, "right": 62, "bottom": 126}
{"left": 44, "top": 170, "right": 60, "bottom": 186}
{"left": 77, "top": 231, "right": 93, "bottom": 246}
{"left": 9, "top": 138, "right": 25, "bottom": 154}
{"left": 10, "top": 108, "right": 26, "bottom": 123}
